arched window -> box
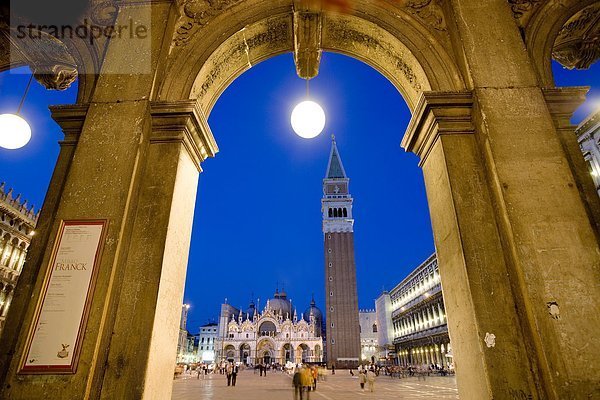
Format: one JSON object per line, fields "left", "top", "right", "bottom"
{"left": 343, "top": 208, "right": 348, "bottom": 217}
{"left": 372, "top": 324, "right": 378, "bottom": 333}
{"left": 338, "top": 208, "right": 342, "bottom": 217}
{"left": 328, "top": 208, "right": 333, "bottom": 217}
{"left": 333, "top": 208, "right": 338, "bottom": 217}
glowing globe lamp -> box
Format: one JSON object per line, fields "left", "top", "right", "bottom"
{"left": 0, "top": 113, "right": 32, "bottom": 150}
{"left": 291, "top": 100, "right": 326, "bottom": 139}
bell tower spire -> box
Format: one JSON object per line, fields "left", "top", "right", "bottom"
{"left": 322, "top": 137, "right": 360, "bottom": 369}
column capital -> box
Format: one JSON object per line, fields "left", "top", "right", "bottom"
{"left": 149, "top": 100, "right": 219, "bottom": 172}
{"left": 49, "top": 104, "right": 90, "bottom": 146}
{"left": 401, "top": 91, "right": 473, "bottom": 166}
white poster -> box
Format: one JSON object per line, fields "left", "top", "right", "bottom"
{"left": 20, "top": 220, "right": 106, "bottom": 374}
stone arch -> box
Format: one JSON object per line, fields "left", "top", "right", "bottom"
{"left": 157, "top": 2, "right": 464, "bottom": 113}
{"left": 524, "top": 0, "right": 599, "bottom": 86}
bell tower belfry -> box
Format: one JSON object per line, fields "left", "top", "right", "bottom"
{"left": 322, "top": 135, "right": 360, "bottom": 368}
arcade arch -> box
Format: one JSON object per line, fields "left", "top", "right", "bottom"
{"left": 0, "top": 2, "right": 599, "bottom": 400}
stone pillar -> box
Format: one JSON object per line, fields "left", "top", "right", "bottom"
{"left": 542, "top": 87, "right": 600, "bottom": 243}
{"left": 0, "top": 2, "right": 206, "bottom": 399}
{"left": 403, "top": 92, "right": 539, "bottom": 399}
{"left": 98, "top": 100, "right": 217, "bottom": 400}
{"left": 444, "top": 1, "right": 600, "bottom": 397}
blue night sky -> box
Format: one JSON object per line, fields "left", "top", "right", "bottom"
{"left": 0, "top": 54, "right": 598, "bottom": 331}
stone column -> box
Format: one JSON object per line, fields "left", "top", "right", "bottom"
{"left": 0, "top": 2, "right": 193, "bottom": 399}
{"left": 98, "top": 100, "right": 217, "bottom": 400}
{"left": 403, "top": 91, "right": 538, "bottom": 399}
{"left": 542, "top": 87, "right": 600, "bottom": 243}
{"left": 445, "top": 1, "right": 600, "bottom": 397}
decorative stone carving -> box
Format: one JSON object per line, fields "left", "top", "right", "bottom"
{"left": 89, "top": 0, "right": 119, "bottom": 26}
{"left": 404, "top": 0, "right": 446, "bottom": 32}
{"left": 173, "top": 0, "right": 242, "bottom": 48}
{"left": 293, "top": 6, "right": 323, "bottom": 79}
{"left": 193, "top": 18, "right": 291, "bottom": 101}
{"left": 507, "top": 0, "right": 542, "bottom": 27}
{"left": 552, "top": 3, "right": 600, "bottom": 70}
{"left": 507, "top": 0, "right": 541, "bottom": 18}
{"left": 325, "top": 19, "right": 422, "bottom": 91}
{"left": 1, "top": 26, "right": 78, "bottom": 90}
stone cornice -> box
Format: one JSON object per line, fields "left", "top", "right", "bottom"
{"left": 541, "top": 87, "right": 588, "bottom": 130}
{"left": 149, "top": 100, "right": 219, "bottom": 172}
{"left": 50, "top": 104, "right": 90, "bottom": 146}
{"left": 401, "top": 91, "right": 473, "bottom": 167}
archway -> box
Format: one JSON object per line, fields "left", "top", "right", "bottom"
{"left": 239, "top": 343, "right": 251, "bottom": 365}
{"left": 224, "top": 345, "right": 236, "bottom": 363}
{"left": 296, "top": 343, "right": 310, "bottom": 364}
{"left": 0, "top": 2, "right": 598, "bottom": 400}
{"left": 281, "top": 343, "right": 294, "bottom": 363}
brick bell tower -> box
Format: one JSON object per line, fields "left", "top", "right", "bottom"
{"left": 322, "top": 135, "right": 360, "bottom": 369}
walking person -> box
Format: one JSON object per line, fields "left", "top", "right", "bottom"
{"left": 226, "top": 362, "right": 233, "bottom": 386}
{"left": 367, "top": 368, "right": 376, "bottom": 393}
{"left": 293, "top": 368, "right": 303, "bottom": 400}
{"left": 311, "top": 366, "right": 318, "bottom": 391}
{"left": 359, "top": 371, "right": 366, "bottom": 391}
{"left": 231, "top": 363, "right": 239, "bottom": 386}
{"left": 301, "top": 365, "right": 313, "bottom": 399}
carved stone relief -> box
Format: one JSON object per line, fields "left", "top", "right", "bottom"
{"left": 173, "top": 0, "right": 242, "bottom": 48}
{"left": 553, "top": 3, "right": 600, "bottom": 70}
{"left": 403, "top": 0, "right": 447, "bottom": 32}
{"left": 192, "top": 17, "right": 292, "bottom": 111}
{"left": 324, "top": 18, "right": 422, "bottom": 91}
{"left": 507, "top": 0, "right": 542, "bottom": 27}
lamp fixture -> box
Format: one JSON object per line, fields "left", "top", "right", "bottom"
{"left": 291, "top": 78, "right": 325, "bottom": 139}
{"left": 0, "top": 74, "right": 33, "bottom": 150}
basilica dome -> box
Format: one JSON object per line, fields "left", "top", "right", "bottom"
{"left": 245, "top": 300, "right": 256, "bottom": 318}
{"left": 266, "top": 289, "right": 292, "bottom": 318}
{"left": 303, "top": 296, "right": 323, "bottom": 327}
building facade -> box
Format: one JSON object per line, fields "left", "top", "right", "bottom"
{"left": 388, "top": 254, "right": 452, "bottom": 367}
{"left": 216, "top": 290, "right": 324, "bottom": 365}
{"left": 374, "top": 291, "right": 394, "bottom": 362}
{"left": 0, "top": 183, "right": 37, "bottom": 334}
{"left": 577, "top": 110, "right": 600, "bottom": 197}
{"left": 322, "top": 137, "right": 360, "bottom": 368}
{"left": 358, "top": 309, "right": 379, "bottom": 364}
{"left": 197, "top": 322, "right": 218, "bottom": 363}
{"left": 176, "top": 304, "right": 193, "bottom": 363}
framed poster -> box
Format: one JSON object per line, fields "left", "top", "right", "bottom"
{"left": 19, "top": 219, "right": 108, "bottom": 374}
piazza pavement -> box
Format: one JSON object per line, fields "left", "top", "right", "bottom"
{"left": 171, "top": 369, "right": 459, "bottom": 399}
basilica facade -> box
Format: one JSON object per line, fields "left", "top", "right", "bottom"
{"left": 216, "top": 290, "right": 324, "bottom": 365}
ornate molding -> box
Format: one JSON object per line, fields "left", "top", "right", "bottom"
{"left": 404, "top": 0, "right": 446, "bottom": 32}
{"left": 401, "top": 91, "right": 474, "bottom": 165}
{"left": 172, "top": 0, "right": 242, "bottom": 49}
{"left": 193, "top": 18, "right": 290, "bottom": 101}
{"left": 325, "top": 19, "right": 422, "bottom": 91}
{"left": 552, "top": 3, "right": 600, "bottom": 70}
{"left": 149, "top": 100, "right": 219, "bottom": 172}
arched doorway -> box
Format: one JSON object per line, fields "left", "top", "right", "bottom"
{"left": 282, "top": 343, "right": 294, "bottom": 363}
{"left": 0, "top": 2, "right": 599, "bottom": 400}
{"left": 296, "top": 343, "right": 310, "bottom": 364}
{"left": 239, "top": 343, "right": 251, "bottom": 365}
{"left": 224, "top": 345, "right": 236, "bottom": 363}
{"left": 256, "top": 338, "right": 275, "bottom": 366}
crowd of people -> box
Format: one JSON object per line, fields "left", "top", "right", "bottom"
{"left": 175, "top": 360, "right": 453, "bottom": 395}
